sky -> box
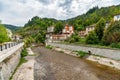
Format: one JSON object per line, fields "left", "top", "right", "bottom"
{"left": 0, "top": 0, "right": 120, "bottom": 26}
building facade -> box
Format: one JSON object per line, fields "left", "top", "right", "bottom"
{"left": 46, "top": 25, "right": 74, "bottom": 42}
{"left": 114, "top": 14, "right": 120, "bottom": 21}
{"left": 79, "top": 24, "right": 95, "bottom": 37}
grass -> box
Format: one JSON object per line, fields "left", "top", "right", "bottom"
{"left": 21, "top": 48, "right": 28, "bottom": 57}
{"left": 9, "top": 48, "right": 28, "bottom": 80}
{"left": 46, "top": 45, "right": 53, "bottom": 49}
{"left": 75, "top": 51, "right": 89, "bottom": 58}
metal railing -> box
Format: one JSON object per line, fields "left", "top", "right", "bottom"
{"left": 0, "top": 42, "right": 22, "bottom": 52}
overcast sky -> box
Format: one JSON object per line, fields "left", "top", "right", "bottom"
{"left": 0, "top": 0, "right": 120, "bottom": 26}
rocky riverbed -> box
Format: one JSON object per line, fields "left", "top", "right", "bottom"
{"left": 32, "top": 46, "right": 120, "bottom": 80}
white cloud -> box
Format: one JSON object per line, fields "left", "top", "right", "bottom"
{"left": 0, "top": 0, "right": 119, "bottom": 26}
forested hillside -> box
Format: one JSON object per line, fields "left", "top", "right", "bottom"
{"left": 67, "top": 5, "right": 120, "bottom": 30}
{"left": 18, "top": 16, "right": 61, "bottom": 46}
{"left": 18, "top": 4, "right": 120, "bottom": 47}
{"left": 4, "top": 24, "right": 21, "bottom": 31}
{"left": 0, "top": 24, "right": 9, "bottom": 43}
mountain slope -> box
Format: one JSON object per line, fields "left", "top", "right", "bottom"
{"left": 3, "top": 24, "right": 21, "bottom": 31}
{"left": 66, "top": 4, "right": 120, "bottom": 30}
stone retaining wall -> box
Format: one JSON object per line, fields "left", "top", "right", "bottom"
{"left": 0, "top": 47, "right": 22, "bottom": 80}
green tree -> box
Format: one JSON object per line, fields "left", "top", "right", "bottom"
{"left": 35, "top": 31, "right": 45, "bottom": 44}
{"left": 0, "top": 24, "right": 9, "bottom": 43}
{"left": 102, "top": 21, "right": 120, "bottom": 45}
{"left": 94, "top": 17, "right": 106, "bottom": 41}
{"left": 86, "top": 31, "right": 99, "bottom": 44}
{"left": 67, "top": 32, "right": 81, "bottom": 43}
{"left": 54, "top": 21, "right": 64, "bottom": 34}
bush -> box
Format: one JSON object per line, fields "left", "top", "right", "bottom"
{"left": 46, "top": 45, "right": 53, "bottom": 49}
{"left": 0, "top": 24, "right": 9, "bottom": 43}
{"left": 76, "top": 51, "right": 88, "bottom": 58}
{"left": 94, "top": 17, "right": 106, "bottom": 40}
{"left": 102, "top": 21, "right": 120, "bottom": 45}
{"left": 21, "top": 48, "right": 28, "bottom": 57}
{"left": 67, "top": 32, "right": 81, "bottom": 43}
{"left": 86, "top": 31, "right": 99, "bottom": 44}
{"left": 110, "top": 43, "right": 120, "bottom": 49}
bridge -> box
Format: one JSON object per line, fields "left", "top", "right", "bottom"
{"left": 0, "top": 42, "right": 24, "bottom": 80}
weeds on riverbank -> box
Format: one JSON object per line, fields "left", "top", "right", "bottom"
{"left": 46, "top": 45, "right": 53, "bottom": 49}
{"left": 75, "top": 51, "right": 89, "bottom": 58}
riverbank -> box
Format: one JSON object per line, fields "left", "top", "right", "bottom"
{"left": 12, "top": 48, "right": 35, "bottom": 80}
{"left": 52, "top": 47, "right": 120, "bottom": 70}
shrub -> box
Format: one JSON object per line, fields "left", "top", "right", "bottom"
{"left": 0, "top": 24, "right": 9, "bottom": 43}
{"left": 67, "top": 32, "right": 81, "bottom": 43}
{"left": 76, "top": 51, "right": 88, "bottom": 58}
{"left": 46, "top": 45, "right": 53, "bottom": 49}
{"left": 102, "top": 21, "right": 120, "bottom": 45}
{"left": 86, "top": 31, "right": 99, "bottom": 44}
{"left": 110, "top": 42, "right": 120, "bottom": 49}
{"left": 21, "top": 48, "right": 28, "bottom": 57}
{"left": 94, "top": 17, "right": 106, "bottom": 40}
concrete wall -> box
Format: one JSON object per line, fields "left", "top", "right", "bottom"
{"left": 0, "top": 43, "right": 24, "bottom": 80}
{"left": 48, "top": 43, "right": 120, "bottom": 60}
{"left": 0, "top": 48, "right": 22, "bottom": 80}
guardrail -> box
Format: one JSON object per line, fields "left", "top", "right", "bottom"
{"left": 0, "top": 42, "right": 22, "bottom": 52}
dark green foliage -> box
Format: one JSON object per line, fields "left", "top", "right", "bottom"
{"left": 0, "top": 24, "right": 9, "bottom": 43}
{"left": 87, "top": 6, "right": 99, "bottom": 14}
{"left": 21, "top": 48, "right": 28, "bottom": 57}
{"left": 3, "top": 24, "right": 21, "bottom": 31}
{"left": 76, "top": 51, "right": 88, "bottom": 58}
{"left": 102, "top": 21, "right": 120, "bottom": 45}
{"left": 67, "top": 5, "right": 120, "bottom": 31}
{"left": 67, "top": 32, "right": 81, "bottom": 43}
{"left": 24, "top": 36, "right": 34, "bottom": 47}
{"left": 86, "top": 31, "right": 99, "bottom": 44}
{"left": 54, "top": 21, "right": 64, "bottom": 34}
{"left": 110, "top": 43, "right": 120, "bottom": 49}
{"left": 35, "top": 31, "right": 45, "bottom": 44}
{"left": 94, "top": 17, "right": 106, "bottom": 40}
{"left": 18, "top": 16, "right": 58, "bottom": 45}
{"left": 46, "top": 45, "right": 53, "bottom": 49}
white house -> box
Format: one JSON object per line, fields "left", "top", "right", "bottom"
{"left": 47, "top": 26, "right": 54, "bottom": 33}
{"left": 46, "top": 25, "right": 74, "bottom": 42}
{"left": 114, "top": 14, "right": 120, "bottom": 21}
{"left": 85, "top": 24, "right": 95, "bottom": 35}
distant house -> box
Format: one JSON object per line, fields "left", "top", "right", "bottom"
{"left": 62, "top": 25, "right": 74, "bottom": 34}
{"left": 46, "top": 26, "right": 54, "bottom": 42}
{"left": 79, "top": 24, "right": 95, "bottom": 37}
{"left": 47, "top": 26, "right": 54, "bottom": 33}
{"left": 51, "top": 34, "right": 67, "bottom": 41}
{"left": 62, "top": 25, "right": 74, "bottom": 38}
{"left": 85, "top": 24, "right": 95, "bottom": 35}
{"left": 46, "top": 25, "right": 74, "bottom": 42}
{"left": 12, "top": 35, "right": 22, "bottom": 41}
{"left": 114, "top": 14, "right": 120, "bottom": 21}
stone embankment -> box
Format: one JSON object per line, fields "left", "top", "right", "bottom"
{"left": 0, "top": 42, "right": 24, "bottom": 80}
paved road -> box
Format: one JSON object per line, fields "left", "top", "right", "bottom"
{"left": 32, "top": 46, "right": 120, "bottom": 80}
